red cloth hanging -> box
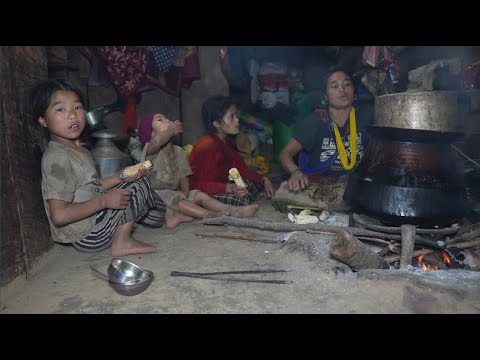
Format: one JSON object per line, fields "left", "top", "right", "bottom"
{"left": 123, "top": 95, "right": 137, "bottom": 135}
{"left": 166, "top": 46, "right": 201, "bottom": 96}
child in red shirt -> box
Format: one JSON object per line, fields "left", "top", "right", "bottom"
{"left": 188, "top": 96, "right": 275, "bottom": 206}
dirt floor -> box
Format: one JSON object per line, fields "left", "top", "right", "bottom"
{"left": 2, "top": 194, "right": 480, "bottom": 314}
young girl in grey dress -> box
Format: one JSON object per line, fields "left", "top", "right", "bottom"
{"left": 31, "top": 79, "right": 184, "bottom": 256}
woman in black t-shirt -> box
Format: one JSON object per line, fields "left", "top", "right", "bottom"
{"left": 274, "top": 66, "right": 373, "bottom": 212}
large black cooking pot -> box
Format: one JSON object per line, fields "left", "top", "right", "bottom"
{"left": 344, "top": 92, "right": 468, "bottom": 227}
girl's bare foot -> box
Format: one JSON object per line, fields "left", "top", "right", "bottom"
{"left": 165, "top": 210, "right": 194, "bottom": 229}
{"left": 229, "top": 204, "right": 259, "bottom": 218}
{"left": 111, "top": 238, "right": 157, "bottom": 257}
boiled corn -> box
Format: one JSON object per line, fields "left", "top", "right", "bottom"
{"left": 120, "top": 160, "right": 153, "bottom": 179}
{"left": 287, "top": 210, "right": 319, "bottom": 224}
{"left": 228, "top": 167, "right": 246, "bottom": 187}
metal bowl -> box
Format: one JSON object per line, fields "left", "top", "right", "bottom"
{"left": 108, "top": 258, "right": 148, "bottom": 285}
{"left": 109, "top": 270, "right": 154, "bottom": 296}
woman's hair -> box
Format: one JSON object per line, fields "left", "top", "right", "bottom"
{"left": 321, "top": 65, "right": 355, "bottom": 101}
{"left": 201, "top": 95, "right": 236, "bottom": 134}
{"left": 30, "top": 79, "right": 85, "bottom": 122}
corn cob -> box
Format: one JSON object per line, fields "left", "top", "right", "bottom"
{"left": 287, "top": 210, "right": 319, "bottom": 224}
{"left": 120, "top": 160, "right": 153, "bottom": 179}
{"left": 228, "top": 167, "right": 246, "bottom": 187}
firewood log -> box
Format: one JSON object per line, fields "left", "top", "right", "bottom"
{"left": 330, "top": 230, "right": 390, "bottom": 270}
{"left": 400, "top": 224, "right": 416, "bottom": 269}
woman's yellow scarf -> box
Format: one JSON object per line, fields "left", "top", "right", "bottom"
{"left": 332, "top": 107, "right": 356, "bottom": 170}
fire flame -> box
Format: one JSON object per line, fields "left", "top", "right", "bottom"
{"left": 417, "top": 255, "right": 439, "bottom": 271}
{"left": 441, "top": 251, "right": 452, "bottom": 266}
{"left": 416, "top": 251, "right": 454, "bottom": 271}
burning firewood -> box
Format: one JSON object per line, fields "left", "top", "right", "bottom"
{"left": 442, "top": 248, "right": 470, "bottom": 269}
{"left": 420, "top": 254, "right": 448, "bottom": 270}
{"left": 383, "top": 238, "right": 480, "bottom": 264}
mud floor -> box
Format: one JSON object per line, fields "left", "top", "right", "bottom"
{"left": 1, "top": 198, "right": 480, "bottom": 314}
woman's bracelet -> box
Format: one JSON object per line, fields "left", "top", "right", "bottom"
{"left": 290, "top": 168, "right": 301, "bottom": 177}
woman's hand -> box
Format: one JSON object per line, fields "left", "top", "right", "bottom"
{"left": 227, "top": 183, "right": 249, "bottom": 198}
{"left": 262, "top": 177, "right": 275, "bottom": 199}
{"left": 287, "top": 169, "right": 309, "bottom": 192}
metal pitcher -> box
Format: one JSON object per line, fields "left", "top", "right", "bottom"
{"left": 90, "top": 131, "right": 131, "bottom": 178}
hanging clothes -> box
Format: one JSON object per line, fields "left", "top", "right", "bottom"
{"left": 123, "top": 96, "right": 137, "bottom": 135}
{"left": 90, "top": 46, "right": 150, "bottom": 99}
{"left": 152, "top": 46, "right": 176, "bottom": 73}
{"left": 77, "top": 46, "right": 201, "bottom": 98}
{"left": 165, "top": 46, "right": 201, "bottom": 96}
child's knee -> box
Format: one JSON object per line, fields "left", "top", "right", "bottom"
{"left": 194, "top": 191, "right": 208, "bottom": 202}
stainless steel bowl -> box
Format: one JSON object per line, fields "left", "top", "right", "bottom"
{"left": 109, "top": 270, "right": 154, "bottom": 296}
{"left": 108, "top": 258, "right": 148, "bottom": 284}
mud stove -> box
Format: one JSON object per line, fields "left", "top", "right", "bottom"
{"left": 344, "top": 92, "right": 479, "bottom": 270}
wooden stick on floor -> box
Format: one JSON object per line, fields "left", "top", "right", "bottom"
{"left": 194, "top": 231, "right": 281, "bottom": 243}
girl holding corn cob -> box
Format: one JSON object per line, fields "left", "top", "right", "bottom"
{"left": 31, "top": 79, "right": 184, "bottom": 256}
{"left": 188, "top": 95, "right": 275, "bottom": 206}
{"left": 137, "top": 112, "right": 259, "bottom": 224}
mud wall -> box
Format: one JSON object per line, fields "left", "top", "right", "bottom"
{"left": 1, "top": 46, "right": 52, "bottom": 286}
